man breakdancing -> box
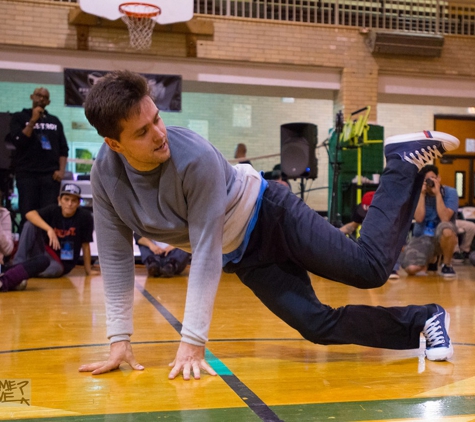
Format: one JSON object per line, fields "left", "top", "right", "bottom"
{"left": 80, "top": 70, "right": 459, "bottom": 379}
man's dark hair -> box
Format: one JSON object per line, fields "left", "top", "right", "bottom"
{"left": 420, "top": 164, "right": 439, "bottom": 177}
{"left": 84, "top": 70, "right": 149, "bottom": 141}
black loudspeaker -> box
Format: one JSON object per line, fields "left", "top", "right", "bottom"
{"left": 281, "top": 122, "right": 317, "bottom": 179}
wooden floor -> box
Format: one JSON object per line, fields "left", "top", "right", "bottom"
{"left": 1, "top": 261, "right": 475, "bottom": 422}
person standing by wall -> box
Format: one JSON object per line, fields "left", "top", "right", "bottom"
{"left": 9, "top": 87, "right": 69, "bottom": 231}
{"left": 234, "top": 143, "right": 252, "bottom": 166}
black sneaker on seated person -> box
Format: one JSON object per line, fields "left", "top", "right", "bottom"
{"left": 440, "top": 264, "right": 456, "bottom": 277}
{"left": 160, "top": 262, "right": 176, "bottom": 278}
{"left": 147, "top": 262, "right": 162, "bottom": 278}
{"left": 452, "top": 251, "right": 466, "bottom": 264}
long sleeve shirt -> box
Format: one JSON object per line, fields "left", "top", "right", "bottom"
{"left": 9, "top": 108, "right": 69, "bottom": 177}
{"left": 91, "top": 126, "right": 262, "bottom": 346}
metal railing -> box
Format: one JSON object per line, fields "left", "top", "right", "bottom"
{"left": 40, "top": 0, "right": 475, "bottom": 36}
{"left": 194, "top": 0, "right": 475, "bottom": 35}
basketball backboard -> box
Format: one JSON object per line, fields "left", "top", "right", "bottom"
{"left": 78, "top": 0, "right": 193, "bottom": 25}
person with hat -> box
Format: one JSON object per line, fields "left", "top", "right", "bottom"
{"left": 10, "top": 183, "right": 97, "bottom": 282}
{"left": 339, "top": 191, "right": 376, "bottom": 237}
{"left": 339, "top": 191, "right": 400, "bottom": 280}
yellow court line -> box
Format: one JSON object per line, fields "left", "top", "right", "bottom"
{"left": 0, "top": 405, "right": 80, "bottom": 420}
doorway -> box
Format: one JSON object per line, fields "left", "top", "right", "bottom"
{"left": 434, "top": 115, "right": 475, "bottom": 207}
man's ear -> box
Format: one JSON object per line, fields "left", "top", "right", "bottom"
{"left": 105, "top": 137, "right": 122, "bottom": 153}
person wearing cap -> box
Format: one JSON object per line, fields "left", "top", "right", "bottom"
{"left": 339, "top": 191, "right": 376, "bottom": 237}
{"left": 11, "top": 183, "right": 96, "bottom": 281}
{"left": 9, "top": 87, "right": 69, "bottom": 231}
{"left": 340, "top": 191, "right": 400, "bottom": 279}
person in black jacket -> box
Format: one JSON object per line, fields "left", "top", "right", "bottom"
{"left": 9, "top": 87, "right": 69, "bottom": 230}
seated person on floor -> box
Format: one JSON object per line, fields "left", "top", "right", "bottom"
{"left": 339, "top": 191, "right": 375, "bottom": 238}
{"left": 1, "top": 200, "right": 50, "bottom": 292}
{"left": 340, "top": 191, "right": 400, "bottom": 279}
{"left": 400, "top": 164, "right": 458, "bottom": 277}
{"left": 0, "top": 201, "right": 14, "bottom": 268}
{"left": 453, "top": 218, "right": 475, "bottom": 263}
{"left": 134, "top": 233, "right": 190, "bottom": 278}
{"left": 10, "top": 183, "right": 98, "bottom": 284}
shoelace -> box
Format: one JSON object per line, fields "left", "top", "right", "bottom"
{"left": 423, "top": 312, "right": 447, "bottom": 347}
{"left": 404, "top": 145, "right": 443, "bottom": 170}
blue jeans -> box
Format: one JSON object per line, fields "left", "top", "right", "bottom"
{"left": 224, "top": 157, "right": 431, "bottom": 350}
{"left": 13, "top": 222, "right": 64, "bottom": 277}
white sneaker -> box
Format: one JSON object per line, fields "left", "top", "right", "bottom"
{"left": 385, "top": 131, "right": 460, "bottom": 170}
{"left": 388, "top": 270, "right": 400, "bottom": 280}
{"left": 14, "top": 280, "right": 28, "bottom": 291}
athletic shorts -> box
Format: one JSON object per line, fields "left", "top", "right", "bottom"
{"left": 400, "top": 222, "right": 457, "bottom": 269}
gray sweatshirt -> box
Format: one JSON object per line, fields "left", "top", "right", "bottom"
{"left": 91, "top": 126, "right": 262, "bottom": 346}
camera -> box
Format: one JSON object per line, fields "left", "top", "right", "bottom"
{"left": 425, "top": 178, "right": 435, "bottom": 188}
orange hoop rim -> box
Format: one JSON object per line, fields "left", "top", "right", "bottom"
{"left": 119, "top": 2, "right": 161, "bottom": 18}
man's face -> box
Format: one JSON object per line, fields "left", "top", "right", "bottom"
{"left": 59, "top": 194, "right": 80, "bottom": 217}
{"left": 105, "top": 96, "right": 170, "bottom": 172}
{"left": 30, "top": 88, "right": 50, "bottom": 109}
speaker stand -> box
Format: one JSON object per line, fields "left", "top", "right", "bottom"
{"left": 329, "top": 111, "right": 344, "bottom": 228}
{"left": 299, "top": 177, "right": 305, "bottom": 200}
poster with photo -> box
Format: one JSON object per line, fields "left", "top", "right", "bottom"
{"left": 70, "top": 142, "right": 102, "bottom": 175}
{"left": 64, "top": 68, "right": 182, "bottom": 111}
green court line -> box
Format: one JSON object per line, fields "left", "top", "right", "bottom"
{"left": 272, "top": 396, "right": 475, "bottom": 421}
{"left": 5, "top": 395, "right": 475, "bottom": 422}
{"left": 1, "top": 408, "right": 261, "bottom": 422}
{"left": 205, "top": 349, "right": 233, "bottom": 375}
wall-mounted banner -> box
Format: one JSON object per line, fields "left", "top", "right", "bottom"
{"left": 64, "top": 68, "right": 182, "bottom": 112}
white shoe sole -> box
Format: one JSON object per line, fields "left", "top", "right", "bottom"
{"left": 440, "top": 271, "right": 457, "bottom": 277}
{"left": 14, "top": 279, "right": 28, "bottom": 291}
{"left": 385, "top": 131, "right": 460, "bottom": 152}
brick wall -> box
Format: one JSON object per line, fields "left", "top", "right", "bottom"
{"left": 1, "top": 0, "right": 475, "bottom": 210}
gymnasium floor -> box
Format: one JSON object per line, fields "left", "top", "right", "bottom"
{"left": 0, "top": 261, "right": 474, "bottom": 422}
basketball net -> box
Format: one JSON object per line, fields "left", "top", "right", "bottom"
{"left": 119, "top": 3, "right": 161, "bottom": 50}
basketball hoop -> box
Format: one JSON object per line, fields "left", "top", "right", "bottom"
{"left": 119, "top": 2, "right": 161, "bottom": 50}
